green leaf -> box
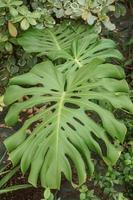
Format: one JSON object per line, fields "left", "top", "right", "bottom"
{"left": 18, "top": 23, "right": 94, "bottom": 58}
{"left": 4, "top": 58, "right": 133, "bottom": 189}
{"left": 115, "top": 3, "right": 126, "bottom": 18}
{"left": 11, "top": 0, "right": 23, "bottom": 6}
{"left": 27, "top": 18, "right": 37, "bottom": 26}
{"left": 18, "top": 5, "right": 28, "bottom": 15}
{"left": 44, "top": 188, "right": 51, "bottom": 199}
{"left": 87, "top": 12, "right": 97, "bottom": 25}
{"left": 11, "top": 16, "right": 23, "bottom": 23}
{"left": 0, "top": 166, "right": 19, "bottom": 188}
{"left": 0, "top": 184, "right": 32, "bottom": 194}
{"left": 5, "top": 42, "right": 13, "bottom": 52}
{"left": 20, "top": 18, "right": 30, "bottom": 30}
{"left": 18, "top": 24, "right": 123, "bottom": 73}
{"left": 80, "top": 193, "right": 86, "bottom": 200}
{"left": 0, "top": 96, "right": 4, "bottom": 111}
{"left": 77, "top": 0, "right": 86, "bottom": 6}
{"left": 103, "top": 18, "right": 116, "bottom": 31}
{"left": 9, "top": 7, "right": 18, "bottom": 17}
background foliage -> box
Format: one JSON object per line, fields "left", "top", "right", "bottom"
{"left": 0, "top": 0, "right": 127, "bottom": 91}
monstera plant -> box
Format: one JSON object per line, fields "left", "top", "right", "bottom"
{"left": 3, "top": 24, "right": 133, "bottom": 190}
{"left": 18, "top": 23, "right": 123, "bottom": 66}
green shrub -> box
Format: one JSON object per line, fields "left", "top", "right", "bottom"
{"left": 79, "top": 185, "right": 100, "bottom": 200}
{"left": 0, "top": 0, "right": 126, "bottom": 52}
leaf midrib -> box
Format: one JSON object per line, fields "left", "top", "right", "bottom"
{"left": 55, "top": 92, "right": 65, "bottom": 173}
{"left": 47, "top": 30, "right": 61, "bottom": 51}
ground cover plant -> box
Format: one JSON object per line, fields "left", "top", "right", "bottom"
{"left": 0, "top": 0, "right": 133, "bottom": 200}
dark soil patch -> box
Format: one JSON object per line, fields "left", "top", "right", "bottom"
{"left": 0, "top": 187, "right": 43, "bottom": 200}
{"left": 0, "top": 169, "right": 107, "bottom": 200}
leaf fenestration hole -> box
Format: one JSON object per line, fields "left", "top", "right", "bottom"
{"left": 70, "top": 96, "right": 81, "bottom": 99}
{"left": 64, "top": 80, "right": 67, "bottom": 91}
{"left": 51, "top": 89, "right": 59, "bottom": 92}
{"left": 65, "top": 153, "right": 79, "bottom": 184}
{"left": 64, "top": 102, "right": 80, "bottom": 109}
{"left": 47, "top": 101, "right": 57, "bottom": 109}
{"left": 91, "top": 132, "right": 107, "bottom": 157}
{"left": 85, "top": 110, "right": 101, "bottom": 123}
{"left": 73, "top": 117, "right": 85, "bottom": 126}
{"left": 61, "top": 126, "right": 65, "bottom": 131}
{"left": 66, "top": 122, "right": 76, "bottom": 131}
{"left": 45, "top": 130, "right": 53, "bottom": 138}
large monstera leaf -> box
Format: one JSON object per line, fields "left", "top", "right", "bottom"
{"left": 4, "top": 60, "right": 133, "bottom": 189}
{"left": 18, "top": 23, "right": 91, "bottom": 60}
{"left": 18, "top": 23, "right": 123, "bottom": 68}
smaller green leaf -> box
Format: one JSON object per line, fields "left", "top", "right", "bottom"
{"left": 103, "top": 19, "right": 116, "bottom": 31}
{"left": 11, "top": 16, "right": 23, "bottom": 23}
{"left": 0, "top": 169, "right": 10, "bottom": 176}
{"left": 11, "top": 1, "right": 23, "bottom": 6}
{"left": 77, "top": 0, "right": 86, "bottom": 6}
{"left": 18, "top": 5, "right": 28, "bottom": 15}
{"left": 80, "top": 193, "right": 86, "bottom": 200}
{"left": 0, "top": 166, "right": 19, "bottom": 188}
{"left": 87, "top": 12, "right": 97, "bottom": 25}
{"left": 5, "top": 42, "right": 13, "bottom": 52}
{"left": 55, "top": 8, "right": 64, "bottom": 18}
{"left": 9, "top": 7, "right": 18, "bottom": 17}
{"left": 28, "top": 18, "right": 37, "bottom": 26}
{"left": 108, "top": 5, "right": 115, "bottom": 11}
{"left": 106, "top": 0, "right": 115, "bottom": 5}
{"left": 0, "top": 165, "right": 8, "bottom": 174}
{"left": 0, "top": 96, "right": 5, "bottom": 112}
{"left": 21, "top": 18, "right": 30, "bottom": 30}
{"left": 0, "top": 184, "right": 32, "bottom": 194}
{"left": 31, "top": 12, "right": 41, "bottom": 19}
{"left": 44, "top": 188, "right": 51, "bottom": 199}
{"left": 115, "top": 3, "right": 126, "bottom": 18}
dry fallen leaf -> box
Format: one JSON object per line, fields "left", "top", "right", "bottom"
{"left": 8, "top": 21, "right": 18, "bottom": 37}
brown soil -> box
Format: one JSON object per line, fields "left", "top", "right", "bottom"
{"left": 0, "top": 171, "right": 107, "bottom": 200}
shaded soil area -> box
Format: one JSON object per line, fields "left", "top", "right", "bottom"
{"left": 0, "top": 173, "right": 107, "bottom": 200}
{"left": 1, "top": 187, "right": 43, "bottom": 200}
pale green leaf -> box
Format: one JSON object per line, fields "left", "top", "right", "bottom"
{"left": 20, "top": 18, "right": 30, "bottom": 30}
{"left": 87, "top": 12, "right": 97, "bottom": 25}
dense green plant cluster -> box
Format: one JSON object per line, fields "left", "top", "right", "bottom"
{"left": 0, "top": 0, "right": 126, "bottom": 52}
{"left": 90, "top": 115, "right": 133, "bottom": 200}
{"left": 78, "top": 143, "right": 133, "bottom": 200}
{"left": 0, "top": 0, "right": 127, "bottom": 91}
{"left": 30, "top": 0, "right": 126, "bottom": 31}
{"left": 79, "top": 185, "right": 100, "bottom": 200}
{"left": 93, "top": 167, "right": 127, "bottom": 200}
